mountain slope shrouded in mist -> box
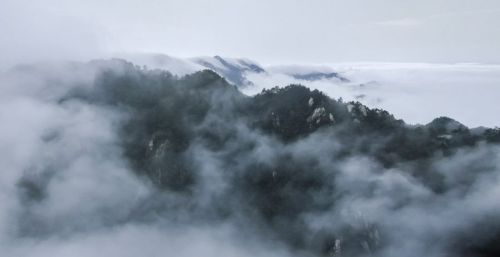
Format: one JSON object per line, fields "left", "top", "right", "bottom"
{"left": 117, "top": 53, "right": 350, "bottom": 87}
{"left": 113, "top": 53, "right": 500, "bottom": 128}
{"left": 2, "top": 59, "right": 500, "bottom": 257}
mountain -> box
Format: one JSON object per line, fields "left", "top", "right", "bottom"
{"left": 44, "top": 59, "right": 500, "bottom": 257}
{"left": 267, "top": 64, "right": 349, "bottom": 82}
{"left": 191, "top": 55, "right": 266, "bottom": 86}
{"left": 112, "top": 53, "right": 352, "bottom": 88}
{"left": 112, "top": 53, "right": 203, "bottom": 76}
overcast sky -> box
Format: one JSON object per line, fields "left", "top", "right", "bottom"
{"left": 2, "top": 0, "right": 500, "bottom": 66}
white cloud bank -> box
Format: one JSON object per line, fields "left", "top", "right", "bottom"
{"left": 244, "top": 62, "right": 500, "bottom": 128}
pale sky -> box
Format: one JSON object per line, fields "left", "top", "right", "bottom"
{"left": 2, "top": 0, "right": 500, "bottom": 67}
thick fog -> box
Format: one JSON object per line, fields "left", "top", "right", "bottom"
{"left": 2, "top": 0, "right": 500, "bottom": 255}
{"left": 0, "top": 60, "right": 499, "bottom": 257}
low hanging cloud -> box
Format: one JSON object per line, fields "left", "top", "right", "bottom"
{"left": 245, "top": 62, "right": 500, "bottom": 128}
{"left": 1, "top": 59, "right": 500, "bottom": 257}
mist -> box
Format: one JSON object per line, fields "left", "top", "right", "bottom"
{"left": 0, "top": 59, "right": 499, "bottom": 257}
{"left": 2, "top": 1, "right": 500, "bottom": 256}
{"left": 246, "top": 63, "right": 500, "bottom": 128}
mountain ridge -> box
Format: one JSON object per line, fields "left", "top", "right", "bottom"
{"left": 11, "top": 59, "right": 500, "bottom": 257}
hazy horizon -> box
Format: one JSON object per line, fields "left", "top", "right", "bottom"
{"left": 2, "top": 1, "right": 500, "bottom": 257}
{"left": 2, "top": 0, "right": 500, "bottom": 68}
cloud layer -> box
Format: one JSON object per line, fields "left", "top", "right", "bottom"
{"left": 1, "top": 59, "right": 500, "bottom": 257}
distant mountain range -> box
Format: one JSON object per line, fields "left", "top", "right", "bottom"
{"left": 116, "top": 53, "right": 350, "bottom": 87}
